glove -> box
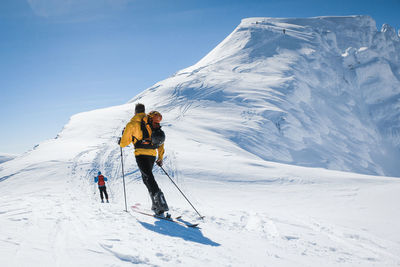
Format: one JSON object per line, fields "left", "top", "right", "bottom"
{"left": 118, "top": 137, "right": 121, "bottom": 145}
{"left": 156, "top": 159, "right": 163, "bottom": 167}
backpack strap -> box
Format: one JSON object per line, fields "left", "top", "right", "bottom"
{"left": 140, "top": 118, "right": 151, "bottom": 140}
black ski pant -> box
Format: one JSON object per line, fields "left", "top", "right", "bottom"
{"left": 98, "top": 186, "right": 108, "bottom": 200}
{"left": 135, "top": 155, "right": 160, "bottom": 195}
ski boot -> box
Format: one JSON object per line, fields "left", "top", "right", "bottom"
{"left": 151, "top": 191, "right": 169, "bottom": 215}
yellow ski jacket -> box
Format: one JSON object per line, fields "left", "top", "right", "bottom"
{"left": 120, "top": 113, "right": 165, "bottom": 159}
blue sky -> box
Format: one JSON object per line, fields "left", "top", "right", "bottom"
{"left": 1, "top": 0, "right": 399, "bottom": 154}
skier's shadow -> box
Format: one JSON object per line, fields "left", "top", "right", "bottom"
{"left": 137, "top": 218, "right": 220, "bottom": 246}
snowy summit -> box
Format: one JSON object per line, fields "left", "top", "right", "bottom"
{"left": 134, "top": 15, "right": 400, "bottom": 177}
{"left": 0, "top": 16, "right": 400, "bottom": 267}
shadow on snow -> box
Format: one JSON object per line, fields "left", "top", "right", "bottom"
{"left": 138, "top": 218, "right": 220, "bottom": 247}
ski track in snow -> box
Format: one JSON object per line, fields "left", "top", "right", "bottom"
{"left": 2, "top": 115, "right": 400, "bottom": 266}
{"left": 1, "top": 153, "right": 400, "bottom": 266}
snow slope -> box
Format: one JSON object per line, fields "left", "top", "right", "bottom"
{"left": 1, "top": 16, "right": 400, "bottom": 267}
{"left": 0, "top": 153, "right": 17, "bottom": 164}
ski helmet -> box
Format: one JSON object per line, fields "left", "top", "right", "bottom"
{"left": 151, "top": 128, "right": 165, "bottom": 147}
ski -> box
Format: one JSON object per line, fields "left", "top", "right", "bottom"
{"left": 131, "top": 205, "right": 199, "bottom": 228}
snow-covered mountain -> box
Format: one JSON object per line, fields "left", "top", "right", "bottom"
{"left": 0, "top": 16, "right": 400, "bottom": 267}
{"left": 132, "top": 15, "right": 400, "bottom": 177}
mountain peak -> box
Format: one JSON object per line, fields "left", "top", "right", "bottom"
{"left": 131, "top": 15, "right": 400, "bottom": 176}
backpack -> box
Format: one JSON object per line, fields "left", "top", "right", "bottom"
{"left": 134, "top": 116, "right": 165, "bottom": 149}
{"left": 97, "top": 175, "right": 105, "bottom": 186}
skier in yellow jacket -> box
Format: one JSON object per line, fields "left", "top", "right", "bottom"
{"left": 119, "top": 103, "right": 168, "bottom": 215}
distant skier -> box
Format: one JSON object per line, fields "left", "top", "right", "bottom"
{"left": 94, "top": 171, "right": 109, "bottom": 203}
{"left": 119, "top": 103, "right": 168, "bottom": 215}
{"left": 283, "top": 28, "right": 286, "bottom": 34}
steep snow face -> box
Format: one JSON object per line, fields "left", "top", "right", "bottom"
{"left": 131, "top": 16, "right": 400, "bottom": 176}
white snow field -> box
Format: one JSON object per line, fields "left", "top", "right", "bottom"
{"left": 1, "top": 16, "right": 400, "bottom": 267}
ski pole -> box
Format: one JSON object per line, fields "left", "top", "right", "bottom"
{"left": 159, "top": 165, "right": 204, "bottom": 220}
{"left": 120, "top": 146, "right": 128, "bottom": 212}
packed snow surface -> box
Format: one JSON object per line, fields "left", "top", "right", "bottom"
{"left": 1, "top": 16, "right": 400, "bottom": 267}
